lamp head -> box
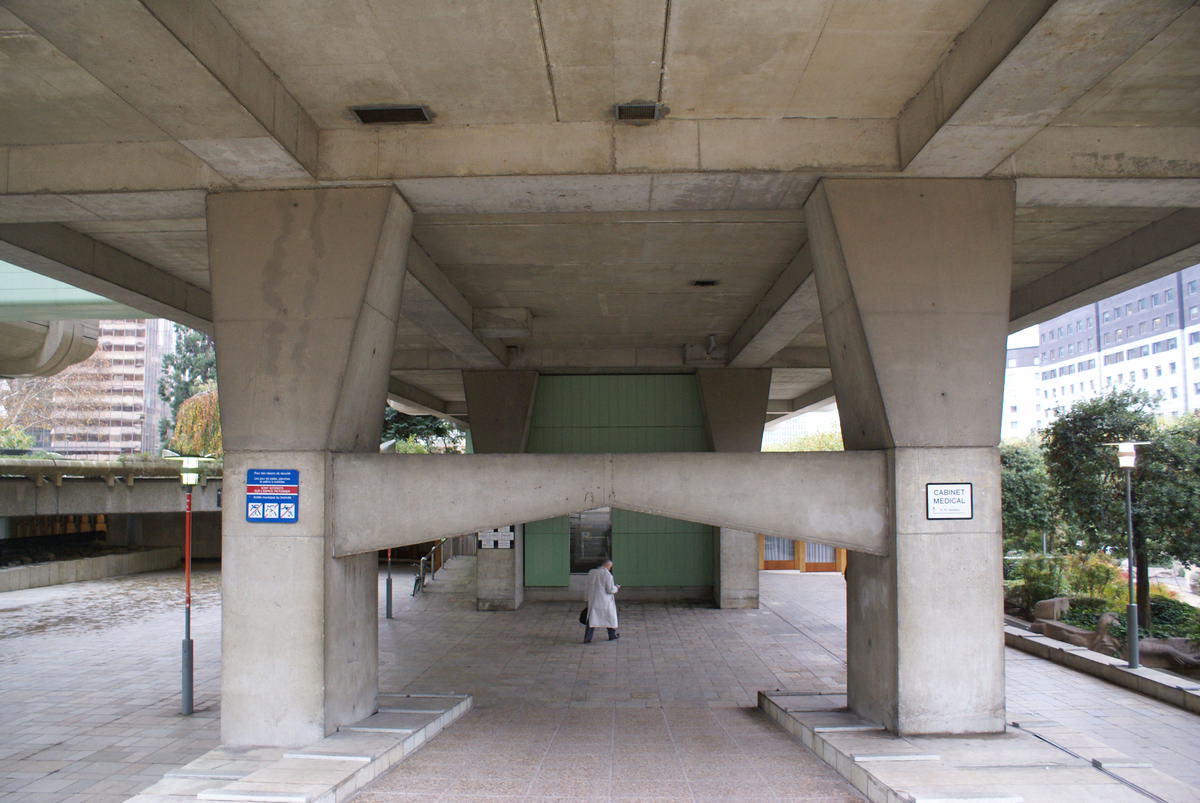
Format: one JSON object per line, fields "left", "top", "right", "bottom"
{"left": 1117, "top": 441, "right": 1137, "bottom": 469}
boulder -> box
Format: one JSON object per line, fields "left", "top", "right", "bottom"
{"left": 1033, "top": 597, "right": 1071, "bottom": 621}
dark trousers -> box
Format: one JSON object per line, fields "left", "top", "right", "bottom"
{"left": 583, "top": 626, "right": 618, "bottom": 642}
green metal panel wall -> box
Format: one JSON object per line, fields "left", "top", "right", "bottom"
{"left": 612, "top": 509, "right": 713, "bottom": 587}
{"left": 522, "top": 375, "right": 714, "bottom": 587}
{"left": 526, "top": 374, "right": 709, "bottom": 453}
{"left": 524, "top": 516, "right": 569, "bottom": 587}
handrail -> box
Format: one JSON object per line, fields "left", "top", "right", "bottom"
{"left": 411, "top": 538, "right": 449, "bottom": 596}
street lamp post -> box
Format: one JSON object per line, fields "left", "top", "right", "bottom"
{"left": 1116, "top": 442, "right": 1141, "bottom": 670}
{"left": 179, "top": 456, "right": 199, "bottom": 714}
{"left": 164, "top": 451, "right": 215, "bottom": 715}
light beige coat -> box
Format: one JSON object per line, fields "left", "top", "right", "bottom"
{"left": 585, "top": 565, "right": 619, "bottom": 629}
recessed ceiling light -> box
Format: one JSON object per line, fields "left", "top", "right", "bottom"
{"left": 691, "top": 279, "right": 719, "bottom": 287}
{"left": 352, "top": 105, "right": 433, "bottom": 124}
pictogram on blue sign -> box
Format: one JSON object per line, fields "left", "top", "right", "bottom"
{"left": 246, "top": 469, "right": 299, "bottom": 523}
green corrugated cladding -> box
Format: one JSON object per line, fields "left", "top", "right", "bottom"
{"left": 522, "top": 375, "right": 714, "bottom": 588}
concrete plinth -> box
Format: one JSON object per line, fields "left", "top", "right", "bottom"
{"left": 808, "top": 178, "right": 1012, "bottom": 735}
{"left": 208, "top": 186, "right": 412, "bottom": 746}
{"left": 476, "top": 524, "right": 525, "bottom": 611}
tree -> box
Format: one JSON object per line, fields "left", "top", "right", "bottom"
{"left": 0, "top": 353, "right": 113, "bottom": 450}
{"left": 380, "top": 408, "right": 463, "bottom": 453}
{"left": 158, "top": 327, "right": 216, "bottom": 448}
{"left": 167, "top": 387, "right": 222, "bottom": 457}
{"left": 763, "top": 426, "right": 844, "bottom": 452}
{"left": 1135, "top": 413, "right": 1200, "bottom": 568}
{"left": 1040, "top": 389, "right": 1168, "bottom": 628}
{"left": 0, "top": 425, "right": 34, "bottom": 451}
{"left": 999, "top": 438, "right": 1055, "bottom": 553}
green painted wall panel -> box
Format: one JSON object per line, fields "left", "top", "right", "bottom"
{"left": 523, "top": 375, "right": 713, "bottom": 588}
{"left": 612, "top": 509, "right": 713, "bottom": 587}
{"left": 524, "top": 516, "right": 569, "bottom": 586}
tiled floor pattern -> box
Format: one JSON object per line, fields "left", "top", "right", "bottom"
{"left": 2, "top": 560, "right": 1199, "bottom": 802}
{"left": 0, "top": 567, "right": 222, "bottom": 803}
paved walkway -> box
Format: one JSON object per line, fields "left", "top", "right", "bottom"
{"left": 1, "top": 559, "right": 1199, "bottom": 801}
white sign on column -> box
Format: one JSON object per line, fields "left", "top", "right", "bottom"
{"left": 926, "top": 483, "right": 973, "bottom": 520}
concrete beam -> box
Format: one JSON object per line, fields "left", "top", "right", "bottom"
{"left": 4, "top": 0, "right": 316, "bottom": 182}
{"left": 386, "top": 378, "right": 467, "bottom": 428}
{"left": 0, "top": 320, "right": 97, "bottom": 377}
{"left": 728, "top": 245, "right": 820, "bottom": 367}
{"left": 401, "top": 244, "right": 506, "bottom": 368}
{"left": 321, "top": 118, "right": 897, "bottom": 180}
{"left": 138, "top": 0, "right": 319, "bottom": 178}
{"left": 0, "top": 477, "right": 221, "bottom": 517}
{"left": 898, "top": 0, "right": 1053, "bottom": 172}
{"left": 901, "top": 0, "right": 1192, "bottom": 176}
{"left": 330, "top": 452, "right": 889, "bottom": 557}
{"left": 0, "top": 223, "right": 212, "bottom": 332}
{"left": 1010, "top": 208, "right": 1200, "bottom": 332}
{"left": 767, "top": 381, "right": 837, "bottom": 419}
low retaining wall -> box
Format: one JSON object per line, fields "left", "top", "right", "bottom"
{"left": 0, "top": 547, "right": 182, "bottom": 592}
{"left": 1005, "top": 623, "right": 1200, "bottom": 714}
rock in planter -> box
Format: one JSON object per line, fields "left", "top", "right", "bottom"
{"left": 1033, "top": 597, "right": 1071, "bottom": 621}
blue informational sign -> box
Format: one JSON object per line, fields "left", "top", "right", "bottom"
{"left": 246, "top": 468, "right": 299, "bottom": 524}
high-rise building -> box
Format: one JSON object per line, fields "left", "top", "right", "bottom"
{"left": 1003, "top": 263, "right": 1200, "bottom": 438}
{"left": 48, "top": 319, "right": 175, "bottom": 458}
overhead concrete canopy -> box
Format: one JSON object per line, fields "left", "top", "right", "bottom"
{"left": 0, "top": 0, "right": 1197, "bottom": 423}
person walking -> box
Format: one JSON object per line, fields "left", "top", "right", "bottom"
{"left": 583, "top": 559, "right": 620, "bottom": 643}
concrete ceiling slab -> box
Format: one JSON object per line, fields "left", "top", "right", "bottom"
{"left": 0, "top": 0, "right": 1197, "bottom": 418}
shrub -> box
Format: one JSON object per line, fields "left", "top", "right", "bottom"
{"left": 1008, "top": 552, "right": 1063, "bottom": 615}
{"left": 1060, "top": 597, "right": 1109, "bottom": 630}
{"left": 1064, "top": 552, "right": 1118, "bottom": 597}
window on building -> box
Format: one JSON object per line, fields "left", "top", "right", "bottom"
{"left": 1153, "top": 317, "right": 1161, "bottom": 330}
{"left": 1139, "top": 299, "right": 1146, "bottom": 311}
{"left": 1152, "top": 294, "right": 1159, "bottom": 307}
{"left": 1193, "top": 356, "right": 1199, "bottom": 370}
{"left": 1106, "top": 377, "right": 1113, "bottom": 387}
{"left": 1171, "top": 387, "right": 1179, "bottom": 399}
{"left": 1140, "top": 322, "right": 1147, "bottom": 335}
{"left": 1126, "top": 326, "right": 1133, "bottom": 338}
{"left": 1103, "top": 311, "right": 1111, "bottom": 322}
{"left": 1191, "top": 332, "right": 1200, "bottom": 345}
{"left": 1190, "top": 306, "right": 1198, "bottom": 320}
{"left": 569, "top": 508, "right": 612, "bottom": 574}
{"left": 1127, "top": 303, "right": 1134, "bottom": 314}
{"left": 1067, "top": 323, "right": 1073, "bottom": 334}
{"left": 1058, "top": 347, "right": 1064, "bottom": 358}
{"left": 1170, "top": 362, "right": 1177, "bottom": 374}
{"left": 1117, "top": 374, "right": 1124, "bottom": 383}
{"left": 1087, "top": 318, "right": 1093, "bottom": 329}
{"left": 1104, "top": 333, "right": 1111, "bottom": 345}
{"left": 1009, "top": 405, "right": 1017, "bottom": 413}
{"left": 1166, "top": 288, "right": 1174, "bottom": 302}
{"left": 1114, "top": 307, "right": 1122, "bottom": 319}
{"left": 1166, "top": 313, "right": 1175, "bottom": 327}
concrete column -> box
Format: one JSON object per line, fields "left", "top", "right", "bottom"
{"left": 806, "top": 178, "right": 1012, "bottom": 735}
{"left": 698, "top": 368, "right": 770, "bottom": 609}
{"left": 463, "top": 371, "right": 538, "bottom": 610}
{"left": 208, "top": 186, "right": 412, "bottom": 746}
